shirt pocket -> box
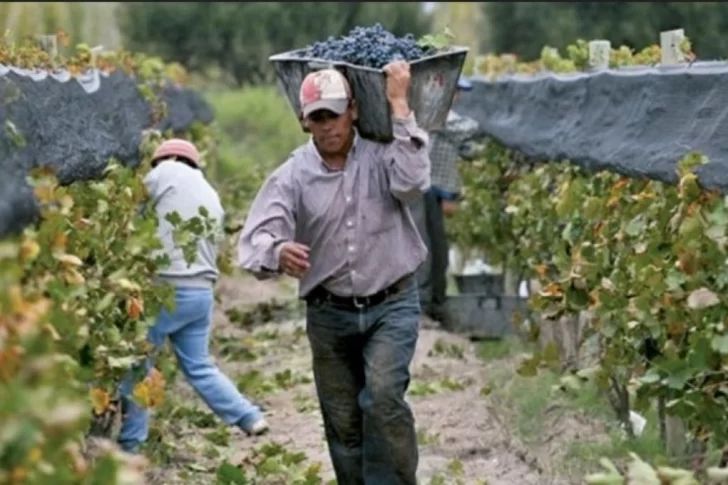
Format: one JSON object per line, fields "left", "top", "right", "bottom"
{"left": 364, "top": 156, "right": 391, "bottom": 198}
{"left": 300, "top": 180, "right": 340, "bottom": 229}
{"left": 362, "top": 156, "right": 398, "bottom": 235}
{"left": 361, "top": 196, "right": 398, "bottom": 236}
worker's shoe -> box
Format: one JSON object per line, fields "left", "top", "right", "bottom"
{"left": 241, "top": 416, "right": 269, "bottom": 436}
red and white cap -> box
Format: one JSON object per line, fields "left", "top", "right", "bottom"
{"left": 299, "top": 69, "right": 352, "bottom": 118}
{"left": 151, "top": 138, "right": 201, "bottom": 167}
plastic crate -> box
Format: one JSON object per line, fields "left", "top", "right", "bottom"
{"left": 443, "top": 294, "right": 529, "bottom": 340}
{"left": 453, "top": 273, "right": 505, "bottom": 296}
{"left": 269, "top": 46, "right": 469, "bottom": 142}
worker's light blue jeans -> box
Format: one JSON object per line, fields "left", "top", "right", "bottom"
{"left": 117, "top": 286, "right": 262, "bottom": 452}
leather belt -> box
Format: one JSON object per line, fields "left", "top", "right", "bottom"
{"left": 306, "top": 274, "right": 413, "bottom": 310}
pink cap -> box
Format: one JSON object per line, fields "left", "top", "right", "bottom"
{"left": 299, "top": 69, "right": 351, "bottom": 118}
{"left": 151, "top": 139, "right": 201, "bottom": 167}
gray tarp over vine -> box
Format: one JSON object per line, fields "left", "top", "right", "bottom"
{"left": 0, "top": 68, "right": 214, "bottom": 238}
{"left": 453, "top": 62, "right": 728, "bottom": 191}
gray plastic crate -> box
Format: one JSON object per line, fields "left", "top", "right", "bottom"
{"left": 269, "top": 46, "right": 469, "bottom": 142}
{"left": 453, "top": 273, "right": 505, "bottom": 296}
{"left": 443, "top": 294, "right": 530, "bottom": 340}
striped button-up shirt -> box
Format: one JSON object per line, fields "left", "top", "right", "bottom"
{"left": 237, "top": 113, "right": 431, "bottom": 298}
{"left": 429, "top": 110, "right": 480, "bottom": 199}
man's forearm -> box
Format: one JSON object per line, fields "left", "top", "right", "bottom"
{"left": 390, "top": 98, "right": 411, "bottom": 119}
{"left": 386, "top": 112, "right": 431, "bottom": 203}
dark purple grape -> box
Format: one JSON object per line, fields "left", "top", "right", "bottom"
{"left": 297, "top": 23, "right": 431, "bottom": 69}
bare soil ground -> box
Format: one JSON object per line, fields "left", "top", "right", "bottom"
{"left": 142, "top": 274, "right": 609, "bottom": 484}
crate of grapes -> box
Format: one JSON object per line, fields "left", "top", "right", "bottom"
{"left": 269, "top": 25, "right": 469, "bottom": 142}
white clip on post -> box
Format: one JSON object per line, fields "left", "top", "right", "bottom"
{"left": 588, "top": 40, "right": 611, "bottom": 70}
{"left": 660, "top": 28, "right": 686, "bottom": 66}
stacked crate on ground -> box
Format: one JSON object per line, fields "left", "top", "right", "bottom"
{"left": 446, "top": 272, "right": 529, "bottom": 340}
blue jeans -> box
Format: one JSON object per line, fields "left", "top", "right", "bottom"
{"left": 117, "top": 286, "right": 262, "bottom": 452}
{"left": 306, "top": 282, "right": 420, "bottom": 485}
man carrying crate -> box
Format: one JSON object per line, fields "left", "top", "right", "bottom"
{"left": 412, "top": 78, "right": 480, "bottom": 327}
{"left": 238, "top": 61, "right": 429, "bottom": 485}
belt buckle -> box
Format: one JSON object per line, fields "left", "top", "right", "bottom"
{"left": 352, "top": 296, "right": 366, "bottom": 309}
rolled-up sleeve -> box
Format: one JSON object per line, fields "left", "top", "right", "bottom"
{"left": 383, "top": 112, "right": 431, "bottom": 203}
{"left": 237, "top": 164, "right": 296, "bottom": 280}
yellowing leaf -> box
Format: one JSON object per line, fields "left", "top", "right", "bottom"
{"left": 59, "top": 194, "right": 75, "bottom": 212}
{"left": 33, "top": 183, "right": 55, "bottom": 203}
{"left": 133, "top": 381, "right": 150, "bottom": 408}
{"left": 126, "top": 297, "right": 144, "bottom": 320}
{"left": 55, "top": 253, "right": 84, "bottom": 266}
{"left": 540, "top": 282, "right": 563, "bottom": 298}
{"left": 116, "top": 278, "right": 141, "bottom": 292}
{"left": 0, "top": 346, "right": 22, "bottom": 382}
{"left": 10, "top": 467, "right": 27, "bottom": 483}
{"left": 133, "top": 368, "right": 165, "bottom": 408}
{"left": 90, "top": 388, "right": 110, "bottom": 415}
{"left": 19, "top": 238, "right": 40, "bottom": 263}
{"left": 52, "top": 231, "right": 68, "bottom": 253}
{"left": 63, "top": 268, "right": 86, "bottom": 285}
{"left": 28, "top": 447, "right": 42, "bottom": 464}
{"left": 7, "top": 286, "right": 51, "bottom": 336}
{"left": 44, "top": 323, "right": 61, "bottom": 341}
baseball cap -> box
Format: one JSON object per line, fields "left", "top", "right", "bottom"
{"left": 151, "top": 138, "right": 201, "bottom": 167}
{"left": 299, "top": 69, "right": 352, "bottom": 118}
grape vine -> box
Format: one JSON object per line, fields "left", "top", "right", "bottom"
{"left": 0, "top": 31, "right": 220, "bottom": 484}
{"left": 454, "top": 38, "right": 728, "bottom": 482}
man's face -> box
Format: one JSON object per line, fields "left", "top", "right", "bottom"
{"left": 304, "top": 103, "right": 357, "bottom": 155}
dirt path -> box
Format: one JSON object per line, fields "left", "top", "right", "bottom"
{"left": 145, "top": 275, "right": 578, "bottom": 485}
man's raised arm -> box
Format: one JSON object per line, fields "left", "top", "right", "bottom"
{"left": 381, "top": 62, "right": 431, "bottom": 204}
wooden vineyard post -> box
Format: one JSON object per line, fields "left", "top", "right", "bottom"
{"left": 528, "top": 278, "right": 588, "bottom": 371}
{"left": 503, "top": 263, "right": 519, "bottom": 298}
{"left": 35, "top": 34, "right": 58, "bottom": 61}
{"left": 90, "top": 45, "right": 104, "bottom": 68}
{"left": 658, "top": 26, "right": 689, "bottom": 461}
{"left": 502, "top": 54, "right": 517, "bottom": 74}
{"left": 665, "top": 413, "right": 688, "bottom": 462}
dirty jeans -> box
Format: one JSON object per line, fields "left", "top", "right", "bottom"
{"left": 117, "top": 286, "right": 262, "bottom": 452}
{"left": 306, "top": 282, "right": 420, "bottom": 485}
